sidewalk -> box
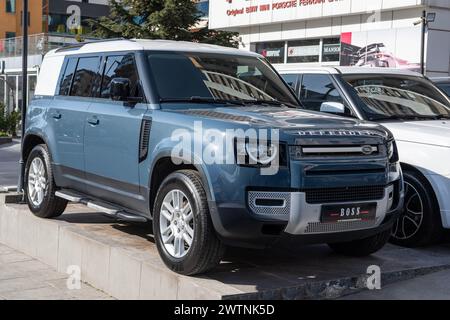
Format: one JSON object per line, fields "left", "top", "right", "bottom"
{"left": 0, "top": 243, "right": 112, "bottom": 300}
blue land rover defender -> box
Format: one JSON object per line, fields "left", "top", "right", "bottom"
{"left": 24, "top": 40, "right": 403, "bottom": 275}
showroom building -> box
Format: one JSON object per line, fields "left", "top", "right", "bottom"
{"left": 209, "top": 0, "right": 450, "bottom": 77}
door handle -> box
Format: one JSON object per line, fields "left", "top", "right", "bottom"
{"left": 52, "top": 112, "right": 62, "bottom": 120}
{"left": 87, "top": 117, "right": 100, "bottom": 126}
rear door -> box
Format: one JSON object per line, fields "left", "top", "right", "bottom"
{"left": 83, "top": 53, "right": 148, "bottom": 210}
{"left": 50, "top": 55, "right": 101, "bottom": 192}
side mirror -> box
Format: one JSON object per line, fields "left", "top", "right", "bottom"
{"left": 110, "top": 78, "right": 131, "bottom": 101}
{"left": 320, "top": 101, "right": 346, "bottom": 115}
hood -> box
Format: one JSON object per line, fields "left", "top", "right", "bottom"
{"left": 172, "top": 105, "right": 387, "bottom": 133}
{"left": 382, "top": 120, "right": 450, "bottom": 148}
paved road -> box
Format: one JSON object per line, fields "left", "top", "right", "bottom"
{"left": 0, "top": 243, "right": 112, "bottom": 300}
{"left": 0, "top": 140, "right": 20, "bottom": 188}
{"left": 342, "top": 269, "right": 450, "bottom": 300}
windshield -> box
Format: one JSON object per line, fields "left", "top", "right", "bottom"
{"left": 342, "top": 75, "right": 450, "bottom": 121}
{"left": 146, "top": 51, "right": 299, "bottom": 107}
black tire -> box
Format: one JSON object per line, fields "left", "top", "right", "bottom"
{"left": 328, "top": 229, "right": 391, "bottom": 257}
{"left": 390, "top": 170, "right": 443, "bottom": 247}
{"left": 25, "top": 144, "right": 68, "bottom": 218}
{"left": 153, "top": 170, "right": 225, "bottom": 275}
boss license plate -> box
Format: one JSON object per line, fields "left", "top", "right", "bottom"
{"left": 321, "top": 203, "right": 377, "bottom": 223}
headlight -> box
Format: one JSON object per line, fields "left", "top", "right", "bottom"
{"left": 387, "top": 140, "right": 399, "bottom": 163}
{"left": 235, "top": 139, "right": 280, "bottom": 167}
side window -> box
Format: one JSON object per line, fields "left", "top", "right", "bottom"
{"left": 58, "top": 58, "right": 78, "bottom": 96}
{"left": 100, "top": 54, "right": 140, "bottom": 99}
{"left": 300, "top": 74, "right": 345, "bottom": 112}
{"left": 281, "top": 74, "right": 298, "bottom": 92}
{"left": 70, "top": 56, "right": 101, "bottom": 97}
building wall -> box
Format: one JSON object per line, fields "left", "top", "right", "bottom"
{"left": 0, "top": 0, "right": 43, "bottom": 38}
{"left": 426, "top": 0, "right": 450, "bottom": 76}
{"left": 210, "top": 0, "right": 449, "bottom": 76}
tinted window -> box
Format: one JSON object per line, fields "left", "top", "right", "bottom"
{"left": 100, "top": 54, "right": 140, "bottom": 99}
{"left": 58, "top": 58, "right": 78, "bottom": 96}
{"left": 281, "top": 74, "right": 298, "bottom": 91}
{"left": 147, "top": 52, "right": 299, "bottom": 107}
{"left": 300, "top": 74, "right": 344, "bottom": 111}
{"left": 70, "top": 57, "right": 100, "bottom": 97}
{"left": 436, "top": 83, "right": 450, "bottom": 97}
{"left": 343, "top": 75, "right": 450, "bottom": 121}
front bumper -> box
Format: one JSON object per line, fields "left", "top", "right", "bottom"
{"left": 209, "top": 182, "right": 403, "bottom": 249}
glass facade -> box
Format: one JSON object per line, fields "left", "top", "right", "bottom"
{"left": 45, "top": 0, "right": 110, "bottom": 36}
{"left": 0, "top": 74, "right": 37, "bottom": 113}
{"left": 252, "top": 37, "right": 341, "bottom": 64}
{"left": 196, "top": 0, "right": 209, "bottom": 18}
{"left": 287, "top": 39, "right": 320, "bottom": 63}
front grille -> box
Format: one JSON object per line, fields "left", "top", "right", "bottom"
{"left": 305, "top": 185, "right": 385, "bottom": 204}
{"left": 290, "top": 145, "right": 380, "bottom": 158}
{"left": 305, "top": 220, "right": 376, "bottom": 234}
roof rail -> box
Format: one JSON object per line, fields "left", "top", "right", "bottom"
{"left": 55, "top": 38, "right": 132, "bottom": 53}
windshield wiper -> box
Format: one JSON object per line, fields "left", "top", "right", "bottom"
{"left": 371, "top": 114, "right": 446, "bottom": 121}
{"left": 160, "top": 96, "right": 245, "bottom": 106}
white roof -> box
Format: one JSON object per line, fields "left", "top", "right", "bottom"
{"left": 45, "top": 39, "right": 261, "bottom": 58}
{"left": 335, "top": 66, "right": 423, "bottom": 77}
{"left": 278, "top": 66, "right": 423, "bottom": 78}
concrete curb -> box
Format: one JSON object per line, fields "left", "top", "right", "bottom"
{"left": 1, "top": 200, "right": 450, "bottom": 300}
{"left": 0, "top": 137, "right": 13, "bottom": 145}
{"left": 0, "top": 203, "right": 244, "bottom": 300}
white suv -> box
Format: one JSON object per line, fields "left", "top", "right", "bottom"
{"left": 279, "top": 67, "right": 450, "bottom": 247}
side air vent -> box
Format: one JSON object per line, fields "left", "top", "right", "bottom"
{"left": 139, "top": 118, "right": 152, "bottom": 162}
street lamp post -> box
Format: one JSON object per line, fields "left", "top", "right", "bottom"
{"left": 415, "top": 10, "right": 436, "bottom": 75}
{"left": 17, "top": 0, "right": 29, "bottom": 196}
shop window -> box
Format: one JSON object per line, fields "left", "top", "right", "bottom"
{"left": 255, "top": 42, "right": 285, "bottom": 64}
{"left": 287, "top": 39, "right": 320, "bottom": 63}
{"left": 6, "top": 0, "right": 16, "bottom": 13}
{"left": 322, "top": 38, "right": 341, "bottom": 62}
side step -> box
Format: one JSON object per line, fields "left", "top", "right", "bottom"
{"left": 55, "top": 189, "right": 148, "bottom": 223}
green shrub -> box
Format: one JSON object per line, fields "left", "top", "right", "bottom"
{"left": 0, "top": 103, "right": 20, "bottom": 137}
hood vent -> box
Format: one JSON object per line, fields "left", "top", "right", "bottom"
{"left": 180, "top": 110, "right": 252, "bottom": 123}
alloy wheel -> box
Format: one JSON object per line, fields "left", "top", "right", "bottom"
{"left": 159, "top": 189, "right": 194, "bottom": 258}
{"left": 392, "top": 181, "right": 424, "bottom": 240}
{"left": 27, "top": 157, "right": 47, "bottom": 206}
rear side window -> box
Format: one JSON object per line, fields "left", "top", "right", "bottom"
{"left": 100, "top": 54, "right": 140, "bottom": 99}
{"left": 58, "top": 58, "right": 77, "bottom": 96}
{"left": 70, "top": 57, "right": 101, "bottom": 97}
